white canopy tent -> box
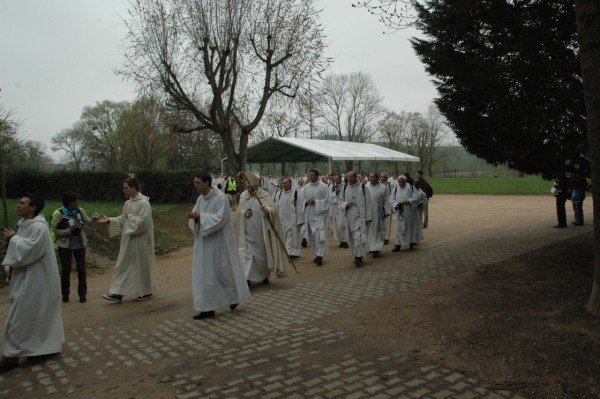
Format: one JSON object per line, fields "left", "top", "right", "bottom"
{"left": 244, "top": 137, "right": 420, "bottom": 173}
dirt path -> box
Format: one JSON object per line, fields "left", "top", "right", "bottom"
{"left": 0, "top": 195, "right": 591, "bottom": 398}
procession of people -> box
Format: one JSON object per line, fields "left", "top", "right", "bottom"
{"left": 0, "top": 169, "right": 432, "bottom": 374}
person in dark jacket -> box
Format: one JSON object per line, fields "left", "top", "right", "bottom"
{"left": 552, "top": 176, "right": 571, "bottom": 228}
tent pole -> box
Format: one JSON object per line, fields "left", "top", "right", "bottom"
{"left": 328, "top": 158, "right": 332, "bottom": 174}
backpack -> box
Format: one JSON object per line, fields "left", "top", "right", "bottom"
{"left": 421, "top": 181, "right": 433, "bottom": 198}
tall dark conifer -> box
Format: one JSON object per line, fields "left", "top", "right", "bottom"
{"left": 411, "top": 0, "right": 587, "bottom": 179}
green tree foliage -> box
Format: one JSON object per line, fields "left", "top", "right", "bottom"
{"left": 80, "top": 100, "right": 130, "bottom": 170}
{"left": 410, "top": 0, "right": 586, "bottom": 179}
{"left": 117, "top": 97, "right": 173, "bottom": 170}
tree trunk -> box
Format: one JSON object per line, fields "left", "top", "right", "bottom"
{"left": 221, "top": 129, "right": 243, "bottom": 175}
{"left": 345, "top": 160, "right": 354, "bottom": 172}
{"left": 575, "top": 0, "right": 600, "bottom": 316}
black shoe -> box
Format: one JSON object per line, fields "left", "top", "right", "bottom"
{"left": 102, "top": 293, "right": 123, "bottom": 303}
{"left": 62, "top": 296, "right": 69, "bottom": 303}
{"left": 193, "top": 311, "right": 215, "bottom": 320}
{"left": 355, "top": 257, "right": 363, "bottom": 268}
{"left": 409, "top": 243, "right": 415, "bottom": 250}
{"left": 341, "top": 242, "right": 349, "bottom": 249}
{"left": 290, "top": 255, "right": 299, "bottom": 259}
{"left": 384, "top": 239, "right": 389, "bottom": 245}
{"left": 79, "top": 297, "right": 86, "bottom": 303}
{"left": 301, "top": 238, "right": 308, "bottom": 248}
{"left": 372, "top": 251, "right": 381, "bottom": 259}
{"left": 0, "top": 358, "right": 19, "bottom": 374}
{"left": 553, "top": 225, "right": 567, "bottom": 228}
{"left": 263, "top": 278, "right": 270, "bottom": 285}
{"left": 313, "top": 257, "right": 319, "bottom": 264}
{"left": 26, "top": 353, "right": 59, "bottom": 364}
{"left": 135, "top": 293, "right": 153, "bottom": 301}
{"left": 392, "top": 245, "right": 401, "bottom": 252}
{"left": 315, "top": 256, "right": 323, "bottom": 266}
{"left": 338, "top": 242, "right": 344, "bottom": 248}
{"left": 230, "top": 304, "right": 238, "bottom": 311}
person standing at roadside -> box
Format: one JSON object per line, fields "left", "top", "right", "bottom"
{"left": 52, "top": 191, "right": 94, "bottom": 303}
{"left": 98, "top": 177, "right": 155, "bottom": 302}
{"left": 1, "top": 194, "right": 65, "bottom": 374}
{"left": 570, "top": 173, "right": 588, "bottom": 226}
{"left": 188, "top": 173, "right": 251, "bottom": 320}
{"left": 414, "top": 171, "right": 433, "bottom": 228}
{"left": 552, "top": 175, "right": 570, "bottom": 228}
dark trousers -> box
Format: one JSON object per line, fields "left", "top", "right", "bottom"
{"left": 573, "top": 201, "right": 584, "bottom": 225}
{"left": 58, "top": 247, "right": 87, "bottom": 299}
{"left": 556, "top": 197, "right": 567, "bottom": 227}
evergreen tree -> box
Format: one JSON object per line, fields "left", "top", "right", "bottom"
{"left": 410, "top": 0, "right": 586, "bottom": 179}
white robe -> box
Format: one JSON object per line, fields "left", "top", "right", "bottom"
{"left": 2, "top": 215, "right": 64, "bottom": 357}
{"left": 301, "top": 180, "right": 330, "bottom": 257}
{"left": 381, "top": 181, "right": 393, "bottom": 242}
{"left": 189, "top": 189, "right": 250, "bottom": 312}
{"left": 108, "top": 193, "right": 155, "bottom": 296}
{"left": 365, "top": 182, "right": 391, "bottom": 252}
{"left": 236, "top": 189, "right": 289, "bottom": 281}
{"left": 338, "top": 183, "right": 372, "bottom": 258}
{"left": 334, "top": 185, "right": 349, "bottom": 244}
{"left": 389, "top": 184, "right": 424, "bottom": 246}
{"left": 275, "top": 189, "right": 304, "bottom": 257}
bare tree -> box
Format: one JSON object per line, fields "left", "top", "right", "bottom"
{"left": 420, "top": 104, "right": 449, "bottom": 175}
{"left": 253, "top": 98, "right": 301, "bottom": 143}
{"left": 318, "top": 71, "right": 385, "bottom": 169}
{"left": 51, "top": 122, "right": 88, "bottom": 171}
{"left": 296, "top": 81, "right": 321, "bottom": 138}
{"left": 119, "top": 0, "right": 328, "bottom": 174}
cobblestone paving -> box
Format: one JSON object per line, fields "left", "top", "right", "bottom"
{"left": 0, "top": 223, "right": 588, "bottom": 398}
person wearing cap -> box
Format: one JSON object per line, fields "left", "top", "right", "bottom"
{"left": 236, "top": 171, "right": 289, "bottom": 285}
{"left": 301, "top": 169, "right": 330, "bottom": 266}
{"left": 389, "top": 175, "right": 424, "bottom": 251}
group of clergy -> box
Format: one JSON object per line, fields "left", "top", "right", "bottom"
{"left": 0, "top": 169, "right": 425, "bottom": 374}
{"left": 266, "top": 169, "right": 425, "bottom": 268}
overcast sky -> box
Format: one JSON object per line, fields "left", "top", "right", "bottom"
{"left": 0, "top": 0, "right": 437, "bottom": 158}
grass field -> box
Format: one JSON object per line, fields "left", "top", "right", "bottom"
{"left": 0, "top": 199, "right": 195, "bottom": 262}
{"left": 0, "top": 177, "right": 555, "bottom": 262}
{"left": 428, "top": 177, "right": 552, "bottom": 195}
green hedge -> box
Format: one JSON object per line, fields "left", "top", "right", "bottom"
{"left": 6, "top": 170, "right": 200, "bottom": 203}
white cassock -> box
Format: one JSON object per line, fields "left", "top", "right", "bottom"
{"left": 381, "top": 181, "right": 393, "bottom": 242}
{"left": 338, "top": 183, "right": 371, "bottom": 257}
{"left": 328, "top": 183, "right": 340, "bottom": 241}
{"left": 2, "top": 215, "right": 64, "bottom": 357}
{"left": 275, "top": 189, "right": 304, "bottom": 257}
{"left": 108, "top": 193, "right": 155, "bottom": 296}
{"left": 389, "top": 184, "right": 424, "bottom": 246}
{"left": 334, "top": 185, "right": 349, "bottom": 244}
{"left": 236, "top": 189, "right": 289, "bottom": 282}
{"left": 301, "top": 180, "right": 330, "bottom": 257}
{"left": 189, "top": 189, "right": 250, "bottom": 312}
{"left": 365, "top": 182, "right": 391, "bottom": 252}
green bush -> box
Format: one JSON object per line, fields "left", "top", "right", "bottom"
{"left": 6, "top": 170, "right": 199, "bottom": 204}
